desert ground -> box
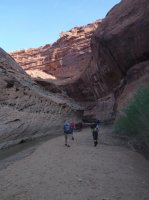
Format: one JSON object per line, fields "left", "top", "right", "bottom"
{"left": 0, "top": 126, "right": 149, "bottom": 200}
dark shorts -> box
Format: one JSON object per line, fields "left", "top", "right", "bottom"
{"left": 64, "top": 130, "right": 72, "bottom": 135}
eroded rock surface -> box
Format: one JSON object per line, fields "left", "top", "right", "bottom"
{"left": 10, "top": 0, "right": 149, "bottom": 122}
{"left": 90, "top": 0, "right": 149, "bottom": 118}
{"left": 62, "top": 0, "right": 149, "bottom": 121}
{"left": 10, "top": 20, "right": 101, "bottom": 80}
{"left": 0, "top": 48, "right": 82, "bottom": 149}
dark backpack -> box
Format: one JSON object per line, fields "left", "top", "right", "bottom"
{"left": 64, "top": 121, "right": 70, "bottom": 132}
{"left": 91, "top": 123, "right": 98, "bottom": 133}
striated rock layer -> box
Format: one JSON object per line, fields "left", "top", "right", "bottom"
{"left": 10, "top": 20, "right": 101, "bottom": 80}
{"left": 0, "top": 48, "right": 82, "bottom": 149}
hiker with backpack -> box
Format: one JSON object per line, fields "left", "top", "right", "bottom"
{"left": 63, "top": 120, "right": 71, "bottom": 147}
{"left": 90, "top": 120, "right": 100, "bottom": 147}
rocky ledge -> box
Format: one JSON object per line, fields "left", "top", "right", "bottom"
{"left": 10, "top": 20, "right": 101, "bottom": 80}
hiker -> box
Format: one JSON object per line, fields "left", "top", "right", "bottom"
{"left": 70, "top": 119, "right": 75, "bottom": 140}
{"left": 64, "top": 120, "right": 71, "bottom": 147}
{"left": 90, "top": 120, "right": 100, "bottom": 147}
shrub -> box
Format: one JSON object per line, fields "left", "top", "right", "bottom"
{"left": 114, "top": 85, "right": 149, "bottom": 155}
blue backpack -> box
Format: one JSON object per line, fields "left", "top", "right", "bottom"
{"left": 64, "top": 121, "right": 70, "bottom": 133}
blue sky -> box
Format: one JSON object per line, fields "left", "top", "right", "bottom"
{"left": 0, "top": 0, "right": 121, "bottom": 52}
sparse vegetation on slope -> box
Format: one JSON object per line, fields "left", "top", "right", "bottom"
{"left": 114, "top": 85, "right": 149, "bottom": 156}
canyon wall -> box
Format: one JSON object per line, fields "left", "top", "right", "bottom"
{"left": 0, "top": 48, "right": 82, "bottom": 149}
{"left": 10, "top": 0, "right": 149, "bottom": 122}
{"left": 10, "top": 20, "right": 107, "bottom": 121}
{"left": 90, "top": 0, "right": 149, "bottom": 117}
{"left": 10, "top": 20, "right": 101, "bottom": 80}
{"left": 55, "top": 0, "right": 149, "bottom": 121}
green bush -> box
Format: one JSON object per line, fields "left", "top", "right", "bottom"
{"left": 114, "top": 85, "right": 149, "bottom": 154}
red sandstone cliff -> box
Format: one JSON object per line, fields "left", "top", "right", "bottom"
{"left": 55, "top": 0, "right": 149, "bottom": 122}
{"left": 10, "top": 20, "right": 102, "bottom": 121}
{"left": 90, "top": 0, "right": 149, "bottom": 118}
{"left": 10, "top": 20, "right": 101, "bottom": 80}
{"left": 10, "top": 0, "right": 149, "bottom": 122}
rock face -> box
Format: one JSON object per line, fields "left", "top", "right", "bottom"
{"left": 0, "top": 48, "right": 82, "bottom": 149}
{"left": 91, "top": 0, "right": 149, "bottom": 93}
{"left": 10, "top": 20, "right": 108, "bottom": 121}
{"left": 10, "top": 20, "right": 101, "bottom": 80}
{"left": 10, "top": 0, "right": 149, "bottom": 122}
{"left": 90, "top": 0, "right": 149, "bottom": 118}
{"left": 58, "top": 0, "right": 149, "bottom": 121}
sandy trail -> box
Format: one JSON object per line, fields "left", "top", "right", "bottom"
{"left": 0, "top": 127, "right": 149, "bottom": 200}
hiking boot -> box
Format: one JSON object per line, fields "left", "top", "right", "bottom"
{"left": 67, "top": 145, "right": 70, "bottom": 147}
{"left": 65, "top": 144, "right": 67, "bottom": 147}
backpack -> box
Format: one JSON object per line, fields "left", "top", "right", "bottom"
{"left": 64, "top": 121, "right": 70, "bottom": 132}
{"left": 70, "top": 121, "right": 75, "bottom": 129}
{"left": 91, "top": 123, "right": 98, "bottom": 133}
